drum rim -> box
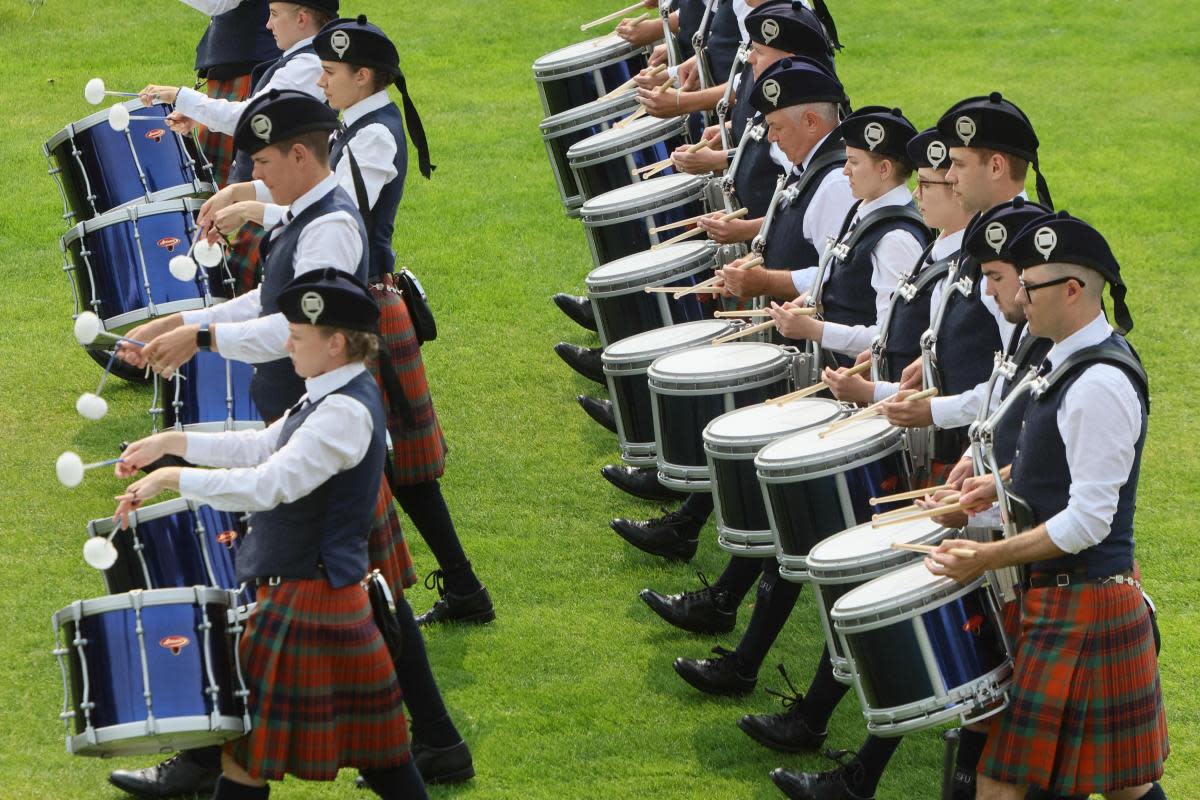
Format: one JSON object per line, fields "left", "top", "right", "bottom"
{"left": 703, "top": 398, "right": 843, "bottom": 451}
{"left": 67, "top": 715, "right": 247, "bottom": 756}
{"left": 830, "top": 560, "right": 986, "bottom": 628}
{"left": 755, "top": 419, "right": 903, "bottom": 477}
{"left": 540, "top": 92, "right": 640, "bottom": 138}
{"left": 602, "top": 319, "right": 736, "bottom": 367}
{"left": 532, "top": 36, "right": 642, "bottom": 79}
{"left": 567, "top": 114, "right": 688, "bottom": 165}
{"left": 648, "top": 342, "right": 790, "bottom": 384}
{"left": 53, "top": 586, "right": 235, "bottom": 627}
{"left": 579, "top": 172, "right": 707, "bottom": 224}
{"left": 587, "top": 242, "right": 717, "bottom": 296}
{"left": 62, "top": 196, "right": 208, "bottom": 245}
{"left": 807, "top": 523, "right": 948, "bottom": 582}
{"left": 87, "top": 496, "right": 201, "bottom": 537}
{"left": 45, "top": 99, "right": 169, "bottom": 149}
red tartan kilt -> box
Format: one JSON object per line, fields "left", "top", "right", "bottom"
{"left": 369, "top": 282, "right": 447, "bottom": 485}
{"left": 227, "top": 222, "right": 265, "bottom": 296}
{"left": 981, "top": 581, "right": 1169, "bottom": 794}
{"left": 225, "top": 578, "right": 409, "bottom": 781}
{"left": 372, "top": 476, "right": 417, "bottom": 592}
{"left": 196, "top": 74, "right": 254, "bottom": 188}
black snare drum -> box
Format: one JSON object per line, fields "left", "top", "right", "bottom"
{"left": 532, "top": 35, "right": 647, "bottom": 117}
{"left": 568, "top": 114, "right": 689, "bottom": 204}
{"left": 579, "top": 173, "right": 710, "bottom": 268}
{"left": 540, "top": 91, "right": 640, "bottom": 215}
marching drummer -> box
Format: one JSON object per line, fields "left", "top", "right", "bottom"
{"left": 112, "top": 269, "right": 428, "bottom": 800}
{"left": 927, "top": 213, "right": 1169, "bottom": 800}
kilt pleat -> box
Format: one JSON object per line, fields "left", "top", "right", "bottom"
{"left": 982, "top": 582, "right": 1168, "bottom": 794}
{"left": 372, "top": 476, "right": 417, "bottom": 591}
{"left": 228, "top": 222, "right": 266, "bottom": 296}
{"left": 196, "top": 74, "right": 253, "bottom": 188}
{"left": 225, "top": 579, "right": 409, "bottom": 781}
{"left": 369, "top": 283, "right": 447, "bottom": 484}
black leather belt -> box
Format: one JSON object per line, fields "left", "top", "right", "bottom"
{"left": 254, "top": 563, "right": 327, "bottom": 587}
{"left": 1024, "top": 568, "right": 1136, "bottom": 589}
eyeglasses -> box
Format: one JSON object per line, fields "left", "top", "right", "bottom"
{"left": 915, "top": 178, "right": 952, "bottom": 193}
{"left": 1018, "top": 275, "right": 1085, "bottom": 299}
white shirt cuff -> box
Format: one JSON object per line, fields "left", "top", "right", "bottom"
{"left": 873, "top": 382, "right": 899, "bottom": 403}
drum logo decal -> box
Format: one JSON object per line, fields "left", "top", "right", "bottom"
{"left": 761, "top": 79, "right": 781, "bottom": 107}
{"left": 331, "top": 30, "right": 351, "bottom": 59}
{"left": 250, "top": 114, "right": 273, "bottom": 142}
{"left": 984, "top": 222, "right": 1007, "bottom": 254}
{"left": 157, "top": 236, "right": 182, "bottom": 252}
{"left": 1033, "top": 226, "right": 1057, "bottom": 260}
{"left": 760, "top": 19, "right": 780, "bottom": 45}
{"left": 300, "top": 291, "right": 325, "bottom": 324}
{"left": 962, "top": 614, "right": 984, "bottom": 635}
{"left": 217, "top": 529, "right": 239, "bottom": 548}
{"left": 955, "top": 115, "right": 977, "bottom": 146}
{"left": 145, "top": 129, "right": 166, "bottom": 142}
{"left": 863, "top": 122, "right": 885, "bottom": 151}
{"left": 159, "top": 635, "right": 190, "bottom": 655}
{"left": 925, "top": 140, "right": 947, "bottom": 169}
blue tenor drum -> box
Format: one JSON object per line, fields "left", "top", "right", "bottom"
{"left": 568, "top": 114, "right": 690, "bottom": 205}
{"left": 532, "top": 35, "right": 647, "bottom": 118}
{"left": 51, "top": 587, "right": 250, "bottom": 756}
{"left": 831, "top": 561, "right": 1013, "bottom": 736}
{"left": 579, "top": 172, "right": 710, "bottom": 268}
{"left": 44, "top": 100, "right": 215, "bottom": 224}
{"left": 703, "top": 399, "right": 843, "bottom": 557}
{"left": 153, "top": 350, "right": 263, "bottom": 433}
{"left": 540, "top": 91, "right": 640, "bottom": 215}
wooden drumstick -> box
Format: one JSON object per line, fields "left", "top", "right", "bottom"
{"left": 650, "top": 207, "right": 743, "bottom": 234}
{"left": 600, "top": 63, "right": 666, "bottom": 102}
{"left": 870, "top": 484, "right": 953, "bottom": 505}
{"left": 872, "top": 501, "right": 964, "bottom": 527}
{"left": 632, "top": 156, "right": 673, "bottom": 176}
{"left": 581, "top": 1, "right": 646, "bottom": 30}
{"left": 872, "top": 494, "right": 961, "bottom": 521}
{"left": 890, "top": 542, "right": 976, "bottom": 558}
{"left": 765, "top": 361, "right": 871, "bottom": 405}
{"left": 639, "top": 136, "right": 725, "bottom": 180}
{"left": 643, "top": 285, "right": 703, "bottom": 293}
{"left": 651, "top": 208, "right": 749, "bottom": 249}
{"left": 817, "top": 388, "right": 939, "bottom": 438}
{"left": 713, "top": 309, "right": 775, "bottom": 318}
{"left": 710, "top": 307, "right": 817, "bottom": 344}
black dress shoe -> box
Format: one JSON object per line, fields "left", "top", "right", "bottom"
{"left": 673, "top": 645, "right": 756, "bottom": 696}
{"left": 739, "top": 665, "right": 828, "bottom": 753}
{"left": 553, "top": 342, "right": 605, "bottom": 384}
{"left": 109, "top": 752, "right": 221, "bottom": 798}
{"left": 640, "top": 572, "right": 736, "bottom": 634}
{"left": 610, "top": 507, "right": 700, "bottom": 560}
{"left": 552, "top": 293, "right": 597, "bottom": 332}
{"left": 414, "top": 739, "right": 475, "bottom": 784}
{"left": 416, "top": 575, "right": 496, "bottom": 627}
{"left": 770, "top": 757, "right": 873, "bottom": 800}
{"left": 577, "top": 395, "right": 616, "bottom": 433}
{"left": 601, "top": 464, "right": 687, "bottom": 502}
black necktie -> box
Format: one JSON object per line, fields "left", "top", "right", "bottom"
{"left": 1037, "top": 358, "right": 1053, "bottom": 377}
{"left": 285, "top": 397, "right": 309, "bottom": 419}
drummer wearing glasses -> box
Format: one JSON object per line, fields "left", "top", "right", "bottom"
{"left": 928, "top": 214, "right": 1169, "bottom": 800}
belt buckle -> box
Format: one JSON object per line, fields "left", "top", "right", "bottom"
{"left": 268, "top": 576, "right": 281, "bottom": 587}
{"left": 1055, "top": 573, "right": 1071, "bottom": 587}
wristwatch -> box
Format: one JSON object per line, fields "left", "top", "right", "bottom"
{"left": 196, "top": 325, "right": 212, "bottom": 352}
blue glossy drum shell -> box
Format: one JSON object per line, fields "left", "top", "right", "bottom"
{"left": 532, "top": 36, "right": 647, "bottom": 118}
{"left": 588, "top": 199, "right": 708, "bottom": 266}
{"left": 540, "top": 92, "right": 640, "bottom": 213}
{"left": 44, "top": 101, "right": 214, "bottom": 223}
{"left": 711, "top": 456, "right": 769, "bottom": 531}
{"left": 609, "top": 371, "right": 656, "bottom": 454}
{"left": 159, "top": 350, "right": 262, "bottom": 432}
{"left": 569, "top": 115, "right": 690, "bottom": 204}
{"left": 656, "top": 381, "right": 794, "bottom": 474}
{"left": 579, "top": 173, "right": 710, "bottom": 269}
{"left": 594, "top": 286, "right": 711, "bottom": 346}
{"left": 763, "top": 474, "right": 854, "bottom": 557}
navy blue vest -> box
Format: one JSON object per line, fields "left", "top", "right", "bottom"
{"left": 934, "top": 255, "right": 1003, "bottom": 396}
{"left": 227, "top": 42, "right": 318, "bottom": 184}
{"left": 194, "top": 0, "right": 279, "bottom": 78}
{"left": 703, "top": 0, "right": 741, "bottom": 83}
{"left": 727, "top": 63, "right": 782, "bottom": 219}
{"left": 992, "top": 327, "right": 1052, "bottom": 466}
{"left": 251, "top": 185, "right": 370, "bottom": 421}
{"left": 1010, "top": 334, "right": 1148, "bottom": 578}
{"left": 878, "top": 242, "right": 953, "bottom": 382}
{"left": 330, "top": 103, "right": 408, "bottom": 280}
{"left": 761, "top": 135, "right": 846, "bottom": 268}
{"left": 237, "top": 370, "right": 387, "bottom": 587}
{"left": 676, "top": 0, "right": 703, "bottom": 61}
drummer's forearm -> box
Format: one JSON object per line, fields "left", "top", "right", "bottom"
{"left": 985, "top": 525, "right": 1068, "bottom": 569}
{"left": 678, "top": 85, "right": 724, "bottom": 114}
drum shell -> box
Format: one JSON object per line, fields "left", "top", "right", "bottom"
{"left": 586, "top": 243, "right": 718, "bottom": 347}
{"left": 603, "top": 319, "right": 738, "bottom": 466}
{"left": 648, "top": 344, "right": 797, "bottom": 491}
{"left": 540, "top": 91, "right": 640, "bottom": 215}
{"left": 51, "top": 587, "right": 248, "bottom": 757}
{"left": 532, "top": 37, "right": 648, "bottom": 118}
{"left": 568, "top": 115, "right": 690, "bottom": 206}
{"left": 155, "top": 350, "right": 263, "bottom": 433}
{"left": 579, "top": 173, "right": 710, "bottom": 269}
{"left": 43, "top": 100, "right": 214, "bottom": 224}
{"left": 61, "top": 198, "right": 234, "bottom": 335}
{"left": 831, "top": 567, "right": 1012, "bottom": 736}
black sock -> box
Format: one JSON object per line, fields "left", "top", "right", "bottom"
{"left": 393, "top": 596, "right": 461, "bottom": 748}
{"left": 360, "top": 762, "right": 429, "bottom": 800}
{"left": 681, "top": 492, "right": 715, "bottom": 525}
{"left": 1140, "top": 783, "right": 1167, "bottom": 800}
{"left": 711, "top": 556, "right": 761, "bottom": 607}
{"left": 799, "top": 646, "right": 851, "bottom": 732}
{"left": 954, "top": 727, "right": 987, "bottom": 781}
{"left": 393, "top": 481, "right": 481, "bottom": 595}
{"left": 211, "top": 776, "right": 269, "bottom": 800}
{"left": 843, "top": 735, "right": 901, "bottom": 798}
{"left": 733, "top": 562, "right": 802, "bottom": 677}
{"left": 184, "top": 745, "right": 222, "bottom": 770}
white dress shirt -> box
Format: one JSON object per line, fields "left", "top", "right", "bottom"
{"left": 181, "top": 173, "right": 363, "bottom": 362}
{"left": 177, "top": 0, "right": 244, "bottom": 14}
{"left": 259, "top": 91, "right": 399, "bottom": 228}
{"left": 872, "top": 228, "right": 964, "bottom": 403}
{"left": 820, "top": 184, "right": 926, "bottom": 356}
{"left": 175, "top": 37, "right": 322, "bottom": 135}
{"left": 784, "top": 133, "right": 856, "bottom": 290}
{"left": 179, "top": 363, "right": 374, "bottom": 510}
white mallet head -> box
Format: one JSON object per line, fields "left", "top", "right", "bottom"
{"left": 73, "top": 311, "right": 102, "bottom": 345}
{"left": 107, "top": 103, "right": 131, "bottom": 132}
{"left": 84, "top": 78, "right": 106, "bottom": 105}
{"left": 169, "top": 254, "right": 199, "bottom": 282}
{"left": 56, "top": 451, "right": 85, "bottom": 488}
{"left": 193, "top": 239, "right": 224, "bottom": 268}
{"left": 76, "top": 392, "right": 109, "bottom": 420}
{"left": 83, "top": 536, "right": 119, "bottom": 570}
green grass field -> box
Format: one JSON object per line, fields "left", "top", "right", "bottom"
{"left": 0, "top": 1, "right": 1197, "bottom": 797}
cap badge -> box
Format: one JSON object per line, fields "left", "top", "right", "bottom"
{"left": 762, "top": 79, "right": 781, "bottom": 107}
{"left": 1033, "top": 226, "right": 1057, "bottom": 261}
{"left": 760, "top": 19, "right": 780, "bottom": 45}
{"left": 250, "top": 114, "right": 272, "bottom": 142}
{"left": 984, "top": 221, "right": 1007, "bottom": 254}
{"left": 926, "top": 140, "right": 947, "bottom": 168}
{"left": 300, "top": 291, "right": 325, "bottom": 324}
{"left": 330, "top": 30, "right": 351, "bottom": 59}
{"left": 955, "top": 115, "right": 977, "bottom": 146}
{"left": 863, "top": 121, "right": 885, "bottom": 151}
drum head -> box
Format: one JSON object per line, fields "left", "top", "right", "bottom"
{"left": 649, "top": 342, "right": 785, "bottom": 382}
{"left": 586, "top": 241, "right": 713, "bottom": 293}
{"left": 830, "top": 560, "right": 976, "bottom": 625}
{"left": 568, "top": 114, "right": 685, "bottom": 163}
{"left": 806, "top": 517, "right": 945, "bottom": 577}
{"left": 603, "top": 319, "right": 734, "bottom": 367}
{"left": 580, "top": 172, "right": 705, "bottom": 220}
{"left": 540, "top": 92, "right": 639, "bottom": 138}
{"left": 756, "top": 417, "right": 901, "bottom": 477}
{"left": 704, "top": 398, "right": 842, "bottom": 449}
{"left": 533, "top": 35, "right": 635, "bottom": 77}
